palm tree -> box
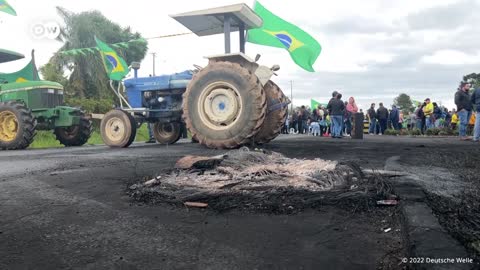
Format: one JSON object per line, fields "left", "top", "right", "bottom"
{"left": 47, "top": 7, "right": 148, "bottom": 99}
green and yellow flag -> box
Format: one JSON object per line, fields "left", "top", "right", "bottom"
{"left": 95, "top": 37, "right": 129, "bottom": 81}
{"left": 0, "top": 51, "right": 39, "bottom": 83}
{"left": 0, "top": 0, "right": 16, "bottom": 16}
{"left": 0, "top": 60, "right": 38, "bottom": 83}
{"left": 311, "top": 99, "right": 327, "bottom": 109}
{"left": 247, "top": 1, "right": 321, "bottom": 72}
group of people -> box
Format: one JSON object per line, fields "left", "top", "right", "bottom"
{"left": 282, "top": 91, "right": 360, "bottom": 138}
{"left": 282, "top": 81, "right": 480, "bottom": 142}
{"left": 358, "top": 82, "right": 480, "bottom": 141}
{"left": 454, "top": 82, "right": 480, "bottom": 141}
{"left": 366, "top": 99, "right": 452, "bottom": 135}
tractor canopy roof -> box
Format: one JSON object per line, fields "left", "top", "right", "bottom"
{"left": 170, "top": 3, "right": 262, "bottom": 37}
{"left": 0, "top": 49, "right": 25, "bottom": 64}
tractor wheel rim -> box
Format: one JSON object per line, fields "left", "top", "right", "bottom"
{"left": 0, "top": 111, "right": 19, "bottom": 142}
{"left": 156, "top": 123, "right": 174, "bottom": 138}
{"left": 105, "top": 117, "right": 126, "bottom": 142}
{"left": 197, "top": 81, "right": 242, "bottom": 130}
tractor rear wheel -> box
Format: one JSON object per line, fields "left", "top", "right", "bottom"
{"left": 100, "top": 109, "right": 137, "bottom": 148}
{"left": 54, "top": 113, "right": 92, "bottom": 147}
{"left": 153, "top": 122, "right": 181, "bottom": 144}
{"left": 183, "top": 61, "right": 266, "bottom": 149}
{"left": 254, "top": 81, "right": 288, "bottom": 144}
{"left": 0, "top": 101, "right": 36, "bottom": 150}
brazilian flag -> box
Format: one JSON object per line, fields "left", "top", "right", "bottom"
{"left": 0, "top": 0, "right": 16, "bottom": 16}
{"left": 311, "top": 99, "right": 327, "bottom": 110}
{"left": 247, "top": 1, "right": 321, "bottom": 72}
{"left": 0, "top": 60, "right": 38, "bottom": 83}
{"left": 0, "top": 51, "right": 39, "bottom": 83}
{"left": 95, "top": 37, "right": 129, "bottom": 81}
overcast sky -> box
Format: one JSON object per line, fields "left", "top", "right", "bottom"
{"left": 1, "top": 0, "right": 479, "bottom": 110}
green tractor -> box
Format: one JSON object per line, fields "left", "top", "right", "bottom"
{"left": 0, "top": 49, "right": 92, "bottom": 150}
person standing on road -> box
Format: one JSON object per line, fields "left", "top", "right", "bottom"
{"left": 376, "top": 103, "right": 389, "bottom": 135}
{"left": 455, "top": 82, "right": 473, "bottom": 140}
{"left": 444, "top": 108, "right": 452, "bottom": 128}
{"left": 282, "top": 113, "right": 290, "bottom": 134}
{"left": 399, "top": 112, "right": 404, "bottom": 130}
{"left": 413, "top": 104, "right": 422, "bottom": 130}
{"left": 327, "top": 93, "right": 345, "bottom": 138}
{"left": 291, "top": 109, "right": 298, "bottom": 134}
{"left": 408, "top": 110, "right": 416, "bottom": 130}
{"left": 471, "top": 86, "right": 480, "bottom": 142}
{"left": 432, "top": 102, "right": 443, "bottom": 128}
{"left": 367, "top": 103, "right": 377, "bottom": 135}
{"left": 146, "top": 124, "right": 156, "bottom": 143}
{"left": 450, "top": 109, "right": 458, "bottom": 130}
{"left": 423, "top": 98, "right": 434, "bottom": 129}
{"left": 390, "top": 105, "right": 400, "bottom": 130}
{"left": 345, "top": 97, "right": 358, "bottom": 136}
{"left": 298, "top": 106, "right": 309, "bottom": 134}
{"left": 297, "top": 109, "right": 303, "bottom": 134}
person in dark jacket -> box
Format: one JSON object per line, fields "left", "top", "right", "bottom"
{"left": 444, "top": 108, "right": 452, "bottom": 128}
{"left": 367, "top": 103, "right": 377, "bottom": 135}
{"left": 413, "top": 104, "right": 423, "bottom": 130}
{"left": 455, "top": 82, "right": 473, "bottom": 140}
{"left": 432, "top": 102, "right": 443, "bottom": 127}
{"left": 327, "top": 93, "right": 345, "bottom": 138}
{"left": 297, "top": 106, "right": 306, "bottom": 134}
{"left": 390, "top": 105, "right": 400, "bottom": 130}
{"left": 471, "top": 86, "right": 480, "bottom": 142}
{"left": 376, "top": 103, "right": 389, "bottom": 135}
{"left": 291, "top": 110, "right": 298, "bottom": 133}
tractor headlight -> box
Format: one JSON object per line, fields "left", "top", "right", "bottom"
{"left": 58, "top": 90, "right": 64, "bottom": 95}
{"left": 47, "top": 89, "right": 55, "bottom": 94}
{"left": 157, "top": 97, "right": 165, "bottom": 103}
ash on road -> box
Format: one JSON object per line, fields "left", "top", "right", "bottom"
{"left": 0, "top": 135, "right": 478, "bottom": 269}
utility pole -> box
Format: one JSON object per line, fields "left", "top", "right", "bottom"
{"left": 151, "top": 52, "right": 156, "bottom": 76}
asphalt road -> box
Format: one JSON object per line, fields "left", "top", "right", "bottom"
{"left": 0, "top": 135, "right": 477, "bottom": 269}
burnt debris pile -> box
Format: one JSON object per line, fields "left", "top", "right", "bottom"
{"left": 129, "top": 147, "right": 393, "bottom": 213}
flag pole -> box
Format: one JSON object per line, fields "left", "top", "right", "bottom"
{"left": 31, "top": 50, "right": 39, "bottom": 80}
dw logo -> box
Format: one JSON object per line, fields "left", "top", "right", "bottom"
{"left": 30, "top": 21, "right": 61, "bottom": 40}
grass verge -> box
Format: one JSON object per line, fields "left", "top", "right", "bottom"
{"left": 29, "top": 124, "right": 150, "bottom": 149}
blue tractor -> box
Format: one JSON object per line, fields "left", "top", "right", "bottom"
{"left": 99, "top": 4, "right": 289, "bottom": 149}
{"left": 99, "top": 63, "right": 194, "bottom": 147}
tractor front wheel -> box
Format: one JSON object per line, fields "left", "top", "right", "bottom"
{"left": 153, "top": 122, "right": 181, "bottom": 144}
{"left": 100, "top": 109, "right": 137, "bottom": 148}
{"left": 0, "top": 101, "right": 36, "bottom": 150}
{"left": 54, "top": 113, "right": 92, "bottom": 147}
{"left": 182, "top": 61, "right": 266, "bottom": 149}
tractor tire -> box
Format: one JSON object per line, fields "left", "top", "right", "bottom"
{"left": 183, "top": 61, "right": 266, "bottom": 149}
{"left": 153, "top": 122, "right": 181, "bottom": 144}
{"left": 100, "top": 109, "right": 137, "bottom": 148}
{"left": 254, "top": 81, "right": 289, "bottom": 144}
{"left": 54, "top": 113, "right": 92, "bottom": 147}
{"left": 0, "top": 101, "right": 36, "bottom": 150}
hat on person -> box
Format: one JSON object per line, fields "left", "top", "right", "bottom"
{"left": 425, "top": 98, "right": 430, "bottom": 101}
